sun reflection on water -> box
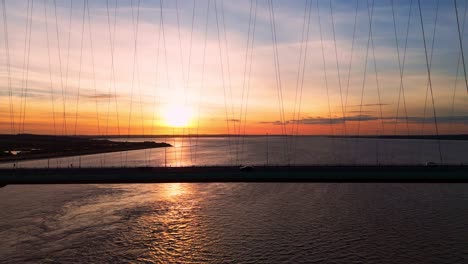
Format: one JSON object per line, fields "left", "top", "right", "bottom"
{"left": 162, "top": 183, "right": 187, "bottom": 198}
{"left": 143, "top": 183, "right": 208, "bottom": 262}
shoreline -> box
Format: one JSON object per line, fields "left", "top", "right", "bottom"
{"left": 0, "top": 134, "right": 171, "bottom": 164}
{"left": 2, "top": 134, "right": 468, "bottom": 140}
{"left": 0, "top": 145, "right": 169, "bottom": 164}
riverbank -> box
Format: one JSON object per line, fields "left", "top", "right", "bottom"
{"left": 333, "top": 135, "right": 468, "bottom": 140}
{"left": 0, "top": 134, "right": 171, "bottom": 163}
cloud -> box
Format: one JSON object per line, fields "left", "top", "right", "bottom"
{"left": 259, "top": 115, "right": 468, "bottom": 126}
{"left": 258, "top": 120, "right": 289, "bottom": 125}
{"left": 83, "top": 93, "right": 117, "bottom": 100}
{"left": 346, "top": 110, "right": 373, "bottom": 113}
{"left": 383, "top": 116, "right": 468, "bottom": 124}
{"left": 296, "top": 115, "right": 379, "bottom": 124}
{"left": 258, "top": 114, "right": 378, "bottom": 125}
{"left": 347, "top": 103, "right": 391, "bottom": 108}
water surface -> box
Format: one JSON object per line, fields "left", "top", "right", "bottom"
{"left": 1, "top": 137, "right": 468, "bottom": 263}
{"left": 1, "top": 183, "right": 467, "bottom": 263}
{"left": 2, "top": 136, "right": 467, "bottom": 168}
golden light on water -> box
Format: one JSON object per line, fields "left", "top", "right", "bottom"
{"left": 163, "top": 183, "right": 187, "bottom": 198}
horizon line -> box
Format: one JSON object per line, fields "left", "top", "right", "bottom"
{"left": 3, "top": 133, "right": 468, "bottom": 138}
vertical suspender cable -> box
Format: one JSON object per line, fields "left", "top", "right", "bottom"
{"left": 52, "top": 0, "right": 67, "bottom": 136}
{"left": 150, "top": 3, "right": 163, "bottom": 166}
{"left": 318, "top": 0, "right": 337, "bottom": 162}
{"left": 86, "top": 0, "right": 100, "bottom": 136}
{"left": 105, "top": 0, "right": 122, "bottom": 166}
{"left": 86, "top": 0, "right": 103, "bottom": 166}
{"left": 343, "top": 0, "right": 359, "bottom": 164}
{"left": 43, "top": 0, "right": 57, "bottom": 136}
{"left": 74, "top": 0, "right": 86, "bottom": 136}
{"left": 455, "top": 0, "right": 468, "bottom": 94}
{"left": 272, "top": 0, "right": 288, "bottom": 163}
{"left": 194, "top": 0, "right": 211, "bottom": 164}
{"left": 267, "top": 0, "right": 288, "bottom": 164}
{"left": 182, "top": 0, "right": 197, "bottom": 164}
{"left": 70, "top": 0, "right": 86, "bottom": 168}
{"left": 43, "top": 0, "right": 57, "bottom": 169}
{"left": 330, "top": 0, "right": 347, "bottom": 137}
{"left": 356, "top": 0, "right": 374, "bottom": 163}
{"left": 344, "top": 0, "right": 359, "bottom": 123}
{"left": 237, "top": 0, "right": 255, "bottom": 165}
{"left": 417, "top": 0, "right": 443, "bottom": 164}
{"left": 240, "top": 0, "right": 258, "bottom": 165}
{"left": 391, "top": 0, "right": 412, "bottom": 164}
{"left": 132, "top": 1, "right": 146, "bottom": 165}
{"left": 18, "top": 0, "right": 32, "bottom": 134}
{"left": 392, "top": 0, "right": 412, "bottom": 136}
{"left": 160, "top": 0, "right": 173, "bottom": 165}
{"left": 450, "top": 1, "right": 467, "bottom": 129}
{"left": 20, "top": 0, "right": 34, "bottom": 134}
{"left": 290, "top": 0, "right": 310, "bottom": 163}
{"left": 367, "top": 0, "right": 385, "bottom": 165}
{"left": 125, "top": 0, "right": 141, "bottom": 166}
{"left": 291, "top": 0, "right": 309, "bottom": 141}
{"left": 135, "top": 34, "right": 146, "bottom": 164}
{"left": 368, "top": 0, "right": 385, "bottom": 135}
{"left": 292, "top": 0, "right": 313, "bottom": 165}
{"left": 420, "top": 0, "right": 439, "bottom": 137}
{"left": 1, "top": 0, "right": 14, "bottom": 134}
{"left": 214, "top": 0, "right": 233, "bottom": 165}
{"left": 419, "top": 0, "right": 439, "bottom": 163}
{"left": 174, "top": 0, "right": 187, "bottom": 165}
{"left": 220, "top": 0, "right": 236, "bottom": 155}
{"left": 62, "top": 0, "right": 73, "bottom": 135}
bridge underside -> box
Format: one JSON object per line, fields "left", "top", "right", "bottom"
{"left": 0, "top": 166, "right": 467, "bottom": 185}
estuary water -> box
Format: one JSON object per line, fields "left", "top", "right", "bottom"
{"left": 1, "top": 183, "right": 468, "bottom": 263}
{"left": 1, "top": 137, "right": 468, "bottom": 263}
{"left": 1, "top": 136, "right": 468, "bottom": 168}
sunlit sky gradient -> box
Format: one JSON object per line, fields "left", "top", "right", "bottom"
{"left": 1, "top": 0, "right": 467, "bottom": 135}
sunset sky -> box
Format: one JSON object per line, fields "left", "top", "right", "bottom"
{"left": 1, "top": 0, "right": 467, "bottom": 135}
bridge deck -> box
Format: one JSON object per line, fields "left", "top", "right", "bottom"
{"left": 0, "top": 166, "right": 467, "bottom": 185}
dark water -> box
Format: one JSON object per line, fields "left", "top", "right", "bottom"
{"left": 1, "top": 183, "right": 468, "bottom": 263}
{"left": 1, "top": 137, "right": 467, "bottom": 262}
{"left": 2, "top": 137, "right": 468, "bottom": 168}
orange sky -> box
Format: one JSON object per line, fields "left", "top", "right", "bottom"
{"left": 1, "top": 0, "right": 467, "bottom": 135}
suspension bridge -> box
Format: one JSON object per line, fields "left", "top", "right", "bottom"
{"left": 1, "top": 0, "right": 468, "bottom": 184}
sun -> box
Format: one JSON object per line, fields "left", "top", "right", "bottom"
{"left": 162, "top": 103, "right": 192, "bottom": 128}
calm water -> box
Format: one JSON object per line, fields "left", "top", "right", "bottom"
{"left": 1, "top": 183, "right": 468, "bottom": 263}
{"left": 2, "top": 136, "right": 468, "bottom": 168}
{"left": 1, "top": 137, "right": 468, "bottom": 263}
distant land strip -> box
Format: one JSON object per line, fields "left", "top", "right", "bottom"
{"left": 332, "top": 135, "right": 468, "bottom": 141}
{"left": 0, "top": 134, "right": 171, "bottom": 163}
{"left": 3, "top": 134, "right": 466, "bottom": 140}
